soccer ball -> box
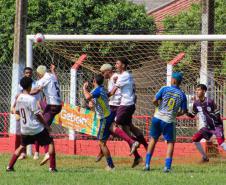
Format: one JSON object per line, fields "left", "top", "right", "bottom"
{"left": 34, "top": 33, "right": 45, "bottom": 43}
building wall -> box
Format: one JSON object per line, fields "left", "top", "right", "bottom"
{"left": 149, "top": 0, "right": 200, "bottom": 33}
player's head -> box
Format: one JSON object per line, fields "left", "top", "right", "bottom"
{"left": 20, "top": 76, "right": 33, "bottom": 91}
{"left": 23, "top": 67, "right": 33, "bottom": 78}
{"left": 93, "top": 74, "right": 104, "bottom": 87}
{"left": 36, "top": 65, "right": 47, "bottom": 79}
{"left": 115, "top": 57, "right": 129, "bottom": 72}
{"left": 100, "top": 63, "right": 113, "bottom": 79}
{"left": 195, "top": 84, "right": 207, "bottom": 98}
{"left": 171, "top": 72, "right": 183, "bottom": 86}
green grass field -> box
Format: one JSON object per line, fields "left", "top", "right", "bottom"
{"left": 0, "top": 154, "right": 226, "bottom": 185}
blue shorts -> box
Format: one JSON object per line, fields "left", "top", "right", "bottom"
{"left": 97, "top": 113, "right": 113, "bottom": 141}
{"left": 150, "top": 117, "right": 176, "bottom": 142}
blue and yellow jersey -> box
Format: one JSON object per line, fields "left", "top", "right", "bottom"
{"left": 154, "top": 85, "right": 187, "bottom": 123}
{"left": 91, "top": 86, "right": 111, "bottom": 119}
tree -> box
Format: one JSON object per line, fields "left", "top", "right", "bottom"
{"left": 159, "top": 0, "right": 226, "bottom": 78}
{"left": 0, "top": 0, "right": 156, "bottom": 64}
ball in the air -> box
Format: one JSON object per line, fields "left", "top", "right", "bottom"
{"left": 34, "top": 33, "right": 45, "bottom": 43}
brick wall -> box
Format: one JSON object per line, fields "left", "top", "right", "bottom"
{"left": 149, "top": 0, "right": 200, "bottom": 32}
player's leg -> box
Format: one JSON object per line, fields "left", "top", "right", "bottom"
{"left": 7, "top": 145, "right": 26, "bottom": 171}
{"left": 110, "top": 124, "right": 139, "bottom": 155}
{"left": 95, "top": 145, "right": 104, "bottom": 162}
{"left": 129, "top": 124, "right": 148, "bottom": 150}
{"left": 192, "top": 129, "right": 210, "bottom": 162}
{"left": 163, "top": 121, "right": 176, "bottom": 172}
{"left": 120, "top": 124, "right": 142, "bottom": 168}
{"left": 41, "top": 105, "right": 62, "bottom": 162}
{"left": 7, "top": 134, "right": 33, "bottom": 171}
{"left": 214, "top": 126, "right": 226, "bottom": 150}
{"left": 120, "top": 104, "right": 148, "bottom": 149}
{"left": 33, "top": 141, "right": 40, "bottom": 160}
{"left": 144, "top": 117, "right": 161, "bottom": 171}
{"left": 97, "top": 117, "right": 114, "bottom": 170}
{"left": 48, "top": 142, "right": 56, "bottom": 172}
{"left": 99, "top": 141, "right": 115, "bottom": 170}
{"left": 37, "top": 129, "right": 57, "bottom": 172}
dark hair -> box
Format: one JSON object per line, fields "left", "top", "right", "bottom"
{"left": 117, "top": 57, "right": 129, "bottom": 68}
{"left": 196, "top": 84, "right": 207, "bottom": 91}
{"left": 94, "top": 74, "right": 104, "bottom": 86}
{"left": 23, "top": 67, "right": 33, "bottom": 72}
{"left": 20, "top": 77, "right": 33, "bottom": 90}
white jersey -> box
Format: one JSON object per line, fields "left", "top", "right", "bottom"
{"left": 108, "top": 73, "right": 121, "bottom": 106}
{"left": 15, "top": 94, "right": 44, "bottom": 135}
{"left": 18, "top": 80, "right": 41, "bottom": 101}
{"left": 115, "top": 71, "right": 136, "bottom": 106}
{"left": 37, "top": 73, "right": 62, "bottom": 105}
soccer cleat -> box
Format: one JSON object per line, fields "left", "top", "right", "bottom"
{"left": 130, "top": 141, "right": 139, "bottom": 156}
{"left": 200, "top": 157, "right": 209, "bottom": 163}
{"left": 6, "top": 166, "right": 15, "bottom": 172}
{"left": 105, "top": 166, "right": 115, "bottom": 171}
{"left": 18, "top": 153, "right": 26, "bottom": 160}
{"left": 131, "top": 156, "right": 142, "bottom": 168}
{"left": 33, "top": 152, "right": 39, "bottom": 160}
{"left": 95, "top": 153, "right": 104, "bottom": 162}
{"left": 49, "top": 168, "right": 58, "bottom": 173}
{"left": 143, "top": 165, "right": 150, "bottom": 171}
{"left": 163, "top": 167, "right": 171, "bottom": 173}
{"left": 40, "top": 153, "right": 50, "bottom": 166}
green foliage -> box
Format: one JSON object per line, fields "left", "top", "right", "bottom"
{"left": 160, "top": 0, "right": 226, "bottom": 77}
{"left": 0, "top": 0, "right": 156, "bottom": 64}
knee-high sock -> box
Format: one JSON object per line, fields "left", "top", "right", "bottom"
{"left": 114, "top": 127, "right": 134, "bottom": 146}
{"left": 194, "top": 142, "right": 207, "bottom": 158}
{"left": 8, "top": 154, "right": 19, "bottom": 168}
{"left": 49, "top": 153, "right": 56, "bottom": 169}
{"left": 35, "top": 141, "right": 40, "bottom": 153}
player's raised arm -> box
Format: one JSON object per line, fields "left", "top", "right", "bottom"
{"left": 83, "top": 82, "right": 93, "bottom": 100}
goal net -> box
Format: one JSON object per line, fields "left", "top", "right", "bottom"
{"left": 27, "top": 35, "right": 226, "bottom": 143}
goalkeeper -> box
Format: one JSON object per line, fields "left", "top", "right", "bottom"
{"left": 187, "top": 84, "right": 226, "bottom": 162}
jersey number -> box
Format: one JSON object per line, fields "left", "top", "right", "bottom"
{"left": 54, "top": 82, "right": 60, "bottom": 97}
{"left": 167, "top": 98, "right": 176, "bottom": 111}
{"left": 20, "top": 108, "right": 27, "bottom": 124}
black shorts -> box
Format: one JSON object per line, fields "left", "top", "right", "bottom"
{"left": 115, "top": 104, "right": 135, "bottom": 126}
{"left": 21, "top": 129, "right": 53, "bottom": 146}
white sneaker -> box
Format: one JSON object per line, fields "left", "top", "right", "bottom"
{"left": 18, "top": 153, "right": 26, "bottom": 160}
{"left": 130, "top": 141, "right": 139, "bottom": 155}
{"left": 40, "top": 153, "right": 50, "bottom": 166}
{"left": 163, "top": 167, "right": 171, "bottom": 173}
{"left": 33, "top": 152, "right": 39, "bottom": 160}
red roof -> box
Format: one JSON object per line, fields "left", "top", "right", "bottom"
{"left": 149, "top": 0, "right": 200, "bottom": 33}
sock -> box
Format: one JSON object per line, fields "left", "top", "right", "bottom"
{"left": 106, "top": 157, "right": 114, "bottom": 168}
{"left": 165, "top": 158, "right": 173, "bottom": 169}
{"left": 44, "top": 145, "right": 49, "bottom": 153}
{"left": 217, "top": 138, "right": 224, "bottom": 146}
{"left": 35, "top": 141, "right": 40, "bottom": 153}
{"left": 194, "top": 142, "right": 207, "bottom": 159}
{"left": 145, "top": 153, "right": 152, "bottom": 168}
{"left": 49, "top": 153, "right": 56, "bottom": 169}
{"left": 220, "top": 143, "right": 226, "bottom": 151}
{"left": 114, "top": 128, "right": 134, "bottom": 146}
{"left": 136, "top": 135, "right": 148, "bottom": 149}
{"left": 8, "top": 154, "right": 19, "bottom": 168}
{"left": 133, "top": 150, "right": 141, "bottom": 159}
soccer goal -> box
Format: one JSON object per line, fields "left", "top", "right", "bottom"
{"left": 18, "top": 34, "right": 226, "bottom": 155}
